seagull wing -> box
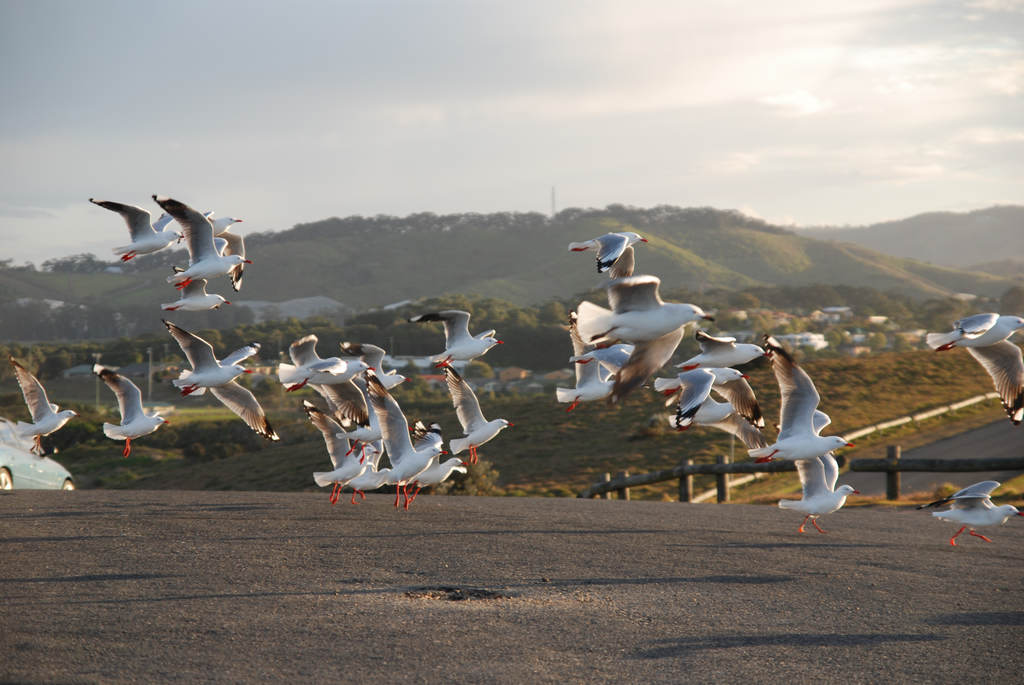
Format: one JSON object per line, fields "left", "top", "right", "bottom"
{"left": 795, "top": 457, "right": 829, "bottom": 499}
{"left": 181, "top": 278, "right": 210, "bottom": 298}
{"left": 209, "top": 381, "right": 279, "bottom": 440}
{"left": 918, "top": 480, "right": 1001, "bottom": 509}
{"left": 312, "top": 378, "right": 369, "bottom": 426}
{"left": 9, "top": 357, "right": 54, "bottom": 422}
{"left": 89, "top": 199, "right": 155, "bottom": 240}
{"left": 152, "top": 195, "right": 217, "bottom": 263}
{"left": 217, "top": 228, "right": 246, "bottom": 291}
{"left": 611, "top": 327, "right": 684, "bottom": 403}
{"left": 444, "top": 366, "right": 487, "bottom": 432}
{"left": 364, "top": 373, "right": 415, "bottom": 467}
{"left": 607, "top": 245, "right": 635, "bottom": 279}
{"left": 712, "top": 376, "right": 765, "bottom": 428}
{"left": 764, "top": 336, "right": 820, "bottom": 439}
{"left": 967, "top": 341, "right": 1024, "bottom": 424}
{"left": 163, "top": 320, "right": 219, "bottom": 371}
{"left": 606, "top": 275, "right": 663, "bottom": 313}
{"left": 303, "top": 400, "right": 352, "bottom": 468}
{"left": 220, "top": 342, "right": 261, "bottom": 368}
{"left": 672, "top": 369, "right": 716, "bottom": 428}
{"left": 409, "top": 310, "right": 473, "bottom": 346}
{"left": 954, "top": 313, "right": 1000, "bottom": 338}
{"left": 339, "top": 342, "right": 386, "bottom": 370}
{"left": 95, "top": 366, "right": 143, "bottom": 424}
{"left": 695, "top": 329, "right": 737, "bottom": 351}
{"left": 289, "top": 335, "right": 321, "bottom": 366}
{"left": 705, "top": 412, "right": 768, "bottom": 449}
{"left": 594, "top": 233, "right": 630, "bottom": 272}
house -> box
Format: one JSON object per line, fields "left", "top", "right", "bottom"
{"left": 541, "top": 369, "right": 574, "bottom": 382}
{"left": 866, "top": 315, "right": 889, "bottom": 325}
{"left": 775, "top": 332, "right": 828, "bottom": 351}
{"left": 497, "top": 367, "right": 530, "bottom": 383}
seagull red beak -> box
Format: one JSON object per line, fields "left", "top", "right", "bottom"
{"left": 845, "top": 442, "right": 855, "bottom": 447}
{"left": 741, "top": 374, "right": 750, "bottom": 379}
{"left": 163, "top": 419, "right": 171, "bottom": 425}
{"left": 243, "top": 259, "right": 253, "bottom": 264}
{"left": 496, "top": 340, "right": 504, "bottom": 344}
{"left": 702, "top": 315, "right": 715, "bottom": 321}
{"left": 223, "top": 301, "right": 231, "bottom": 305}
{"left": 1017, "top": 512, "right": 1024, "bottom": 516}
{"left": 507, "top": 422, "right": 515, "bottom": 427}
{"left": 243, "top": 369, "right": 253, "bottom": 374}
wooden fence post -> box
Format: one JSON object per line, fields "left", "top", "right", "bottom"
{"left": 716, "top": 454, "right": 730, "bottom": 503}
{"left": 600, "top": 472, "right": 611, "bottom": 500}
{"left": 679, "top": 459, "right": 693, "bottom": 502}
{"left": 886, "top": 445, "right": 901, "bottom": 500}
{"left": 616, "top": 470, "right": 630, "bottom": 500}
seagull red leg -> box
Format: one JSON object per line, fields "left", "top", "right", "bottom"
{"left": 811, "top": 518, "right": 828, "bottom": 534}
{"left": 122, "top": 438, "right": 131, "bottom": 458}
{"left": 566, "top": 397, "right": 580, "bottom": 412}
{"left": 798, "top": 515, "right": 809, "bottom": 533}
{"left": 950, "top": 526, "right": 967, "bottom": 546}
{"left": 754, "top": 449, "right": 779, "bottom": 464}
{"left": 969, "top": 530, "right": 992, "bottom": 542}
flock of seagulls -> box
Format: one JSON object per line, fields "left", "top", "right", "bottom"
{"left": 2, "top": 203, "right": 1021, "bottom": 540}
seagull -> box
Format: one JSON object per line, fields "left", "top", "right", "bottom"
{"left": 89, "top": 198, "right": 179, "bottom": 261}
{"left": 568, "top": 342, "right": 634, "bottom": 375}
{"left": 405, "top": 453, "right": 468, "bottom": 506}
{"left": 152, "top": 195, "right": 251, "bottom": 291}
{"left": 311, "top": 374, "right": 382, "bottom": 460}
{"left": 666, "top": 395, "right": 768, "bottom": 449}
{"left": 657, "top": 367, "right": 764, "bottom": 429}
{"left": 778, "top": 451, "right": 858, "bottom": 534}
{"left": 748, "top": 336, "right": 853, "bottom": 463}
{"left": 917, "top": 480, "right": 1023, "bottom": 546}
{"left": 339, "top": 342, "right": 406, "bottom": 389}
{"left": 364, "top": 373, "right": 443, "bottom": 510}
{"left": 278, "top": 334, "right": 368, "bottom": 392}
{"left": 305, "top": 401, "right": 368, "bottom": 505}
{"left": 408, "top": 310, "right": 502, "bottom": 368}
{"left": 212, "top": 219, "right": 247, "bottom": 291}
{"left": 94, "top": 365, "right": 168, "bottom": 457}
{"left": 160, "top": 278, "right": 230, "bottom": 311}
{"left": 344, "top": 441, "right": 390, "bottom": 504}
{"left": 575, "top": 275, "right": 713, "bottom": 402}
{"left": 163, "top": 320, "right": 279, "bottom": 440}
{"left": 443, "top": 365, "right": 512, "bottom": 464}
{"left": 556, "top": 311, "right": 615, "bottom": 411}
{"left": 677, "top": 330, "right": 766, "bottom": 371}
{"left": 8, "top": 356, "right": 77, "bottom": 455}
{"left": 568, "top": 231, "right": 648, "bottom": 276}
{"left": 926, "top": 313, "right": 1024, "bottom": 425}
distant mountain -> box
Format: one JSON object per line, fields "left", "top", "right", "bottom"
{"left": 2, "top": 205, "right": 1016, "bottom": 318}
{"left": 796, "top": 206, "right": 1024, "bottom": 270}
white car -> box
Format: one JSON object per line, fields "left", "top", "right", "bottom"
{"left": 0, "top": 418, "right": 75, "bottom": 490}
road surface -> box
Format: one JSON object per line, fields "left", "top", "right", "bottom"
{"left": 2, "top": 491, "right": 1022, "bottom": 683}
{"left": 843, "top": 419, "right": 1023, "bottom": 496}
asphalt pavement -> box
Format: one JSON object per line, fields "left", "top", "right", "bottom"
{"left": 2, "top": 490, "right": 1022, "bottom": 683}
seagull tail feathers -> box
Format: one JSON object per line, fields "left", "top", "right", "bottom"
{"left": 313, "top": 472, "right": 338, "bottom": 488}
{"left": 575, "top": 301, "right": 614, "bottom": 344}
{"left": 555, "top": 387, "right": 577, "bottom": 403}
{"left": 925, "top": 330, "right": 961, "bottom": 350}
{"left": 448, "top": 437, "right": 471, "bottom": 455}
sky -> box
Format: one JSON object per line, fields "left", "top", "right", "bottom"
{"left": 1, "top": 0, "right": 1022, "bottom": 264}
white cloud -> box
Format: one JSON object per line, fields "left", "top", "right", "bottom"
{"left": 757, "top": 90, "right": 834, "bottom": 116}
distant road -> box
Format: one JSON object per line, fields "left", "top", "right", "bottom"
{"left": 844, "top": 419, "right": 1023, "bottom": 496}
{"left": 2, "top": 491, "right": 1022, "bottom": 682}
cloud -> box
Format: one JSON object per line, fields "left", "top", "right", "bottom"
{"left": 757, "top": 90, "right": 834, "bottom": 116}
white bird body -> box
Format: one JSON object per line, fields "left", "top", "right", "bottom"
{"left": 365, "top": 374, "right": 444, "bottom": 509}
{"left": 94, "top": 365, "right": 167, "bottom": 456}
{"left": 163, "top": 320, "right": 278, "bottom": 440}
{"left": 919, "top": 480, "right": 1023, "bottom": 545}
{"left": 408, "top": 310, "right": 502, "bottom": 366}
{"left": 569, "top": 343, "right": 634, "bottom": 374}
{"left": 442, "top": 366, "right": 511, "bottom": 463}
{"left": 568, "top": 231, "right": 647, "bottom": 276}
{"left": 778, "top": 453, "right": 858, "bottom": 533}
{"left": 412, "top": 457, "right": 467, "bottom": 488}
{"left": 278, "top": 335, "right": 369, "bottom": 392}
{"left": 748, "top": 337, "right": 852, "bottom": 463}
{"left": 927, "top": 313, "right": 1024, "bottom": 425}
{"left": 9, "top": 356, "right": 76, "bottom": 454}
{"left": 305, "top": 402, "right": 368, "bottom": 504}
{"left": 677, "top": 331, "right": 765, "bottom": 370}
{"left": 89, "top": 198, "right": 179, "bottom": 261}
{"left": 557, "top": 311, "right": 615, "bottom": 410}
{"left": 576, "top": 300, "right": 710, "bottom": 345}
{"left": 161, "top": 279, "right": 229, "bottom": 311}
{"left": 153, "top": 195, "right": 250, "bottom": 290}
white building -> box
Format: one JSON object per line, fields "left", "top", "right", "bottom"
{"left": 776, "top": 332, "right": 828, "bottom": 351}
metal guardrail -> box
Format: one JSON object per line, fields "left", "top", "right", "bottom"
{"left": 580, "top": 392, "right": 1011, "bottom": 501}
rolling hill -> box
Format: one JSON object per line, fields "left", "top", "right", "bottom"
{"left": 3, "top": 205, "right": 1017, "bottom": 317}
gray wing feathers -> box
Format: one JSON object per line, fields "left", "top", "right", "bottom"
{"left": 606, "top": 275, "right": 663, "bottom": 313}
{"left": 607, "top": 245, "right": 634, "bottom": 279}
{"left": 96, "top": 366, "right": 143, "bottom": 424}
{"left": 707, "top": 412, "right": 767, "bottom": 449}
{"left": 89, "top": 198, "right": 154, "bottom": 240}
{"left": 764, "top": 336, "right": 820, "bottom": 440}
{"left": 611, "top": 327, "right": 683, "bottom": 403}
{"left": 967, "top": 342, "right": 1024, "bottom": 424}
{"left": 713, "top": 377, "right": 765, "bottom": 428}
{"left": 152, "top": 195, "right": 216, "bottom": 263}
{"left": 9, "top": 357, "right": 52, "bottom": 422}
{"left": 209, "top": 381, "right": 279, "bottom": 440}
{"left": 303, "top": 401, "right": 351, "bottom": 468}
{"left": 365, "top": 373, "right": 415, "bottom": 466}
{"left": 220, "top": 342, "right": 260, "bottom": 368}
{"left": 289, "top": 335, "right": 321, "bottom": 366}
{"left": 444, "top": 366, "right": 486, "bottom": 431}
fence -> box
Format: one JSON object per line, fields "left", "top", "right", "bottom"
{"left": 580, "top": 391, "right": 1017, "bottom": 501}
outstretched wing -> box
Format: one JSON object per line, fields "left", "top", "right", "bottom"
{"left": 672, "top": 369, "right": 716, "bottom": 429}
{"left": 364, "top": 373, "right": 415, "bottom": 466}
{"left": 303, "top": 400, "right": 352, "bottom": 468}
{"left": 89, "top": 198, "right": 155, "bottom": 240}
{"left": 967, "top": 341, "right": 1024, "bottom": 424}
{"left": 443, "top": 366, "right": 487, "bottom": 432}
{"left": 9, "top": 357, "right": 54, "bottom": 422}
{"left": 95, "top": 365, "right": 143, "bottom": 424}
{"left": 606, "top": 275, "right": 663, "bottom": 313}
{"left": 764, "top": 336, "right": 820, "bottom": 439}
{"left": 594, "top": 233, "right": 630, "bottom": 272}
{"left": 312, "top": 378, "right": 369, "bottom": 426}
{"left": 339, "top": 342, "right": 386, "bottom": 370}
{"left": 152, "top": 195, "right": 217, "bottom": 263}
{"left": 209, "top": 381, "right": 279, "bottom": 441}
{"left": 220, "top": 342, "right": 261, "bottom": 368}
{"left": 712, "top": 376, "right": 764, "bottom": 428}
{"left": 409, "top": 310, "right": 473, "bottom": 346}
{"left": 217, "top": 228, "right": 246, "bottom": 291}
{"left": 795, "top": 456, "right": 829, "bottom": 499}
{"left": 705, "top": 412, "right": 767, "bottom": 449}
{"left": 611, "top": 328, "right": 684, "bottom": 403}
{"left": 607, "top": 245, "right": 635, "bottom": 279}
{"left": 917, "top": 480, "right": 1001, "bottom": 510}
{"left": 289, "top": 335, "right": 321, "bottom": 367}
